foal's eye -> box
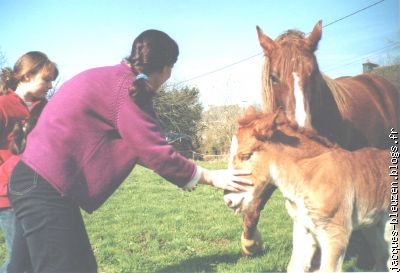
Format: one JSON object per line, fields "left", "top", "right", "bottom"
{"left": 269, "top": 74, "right": 280, "bottom": 85}
{"left": 239, "top": 153, "right": 252, "bottom": 161}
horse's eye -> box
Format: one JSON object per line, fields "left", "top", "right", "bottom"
{"left": 239, "top": 153, "right": 252, "bottom": 161}
{"left": 269, "top": 74, "right": 280, "bottom": 85}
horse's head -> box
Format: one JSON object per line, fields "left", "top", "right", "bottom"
{"left": 224, "top": 106, "right": 289, "bottom": 213}
{"left": 257, "top": 20, "right": 322, "bottom": 128}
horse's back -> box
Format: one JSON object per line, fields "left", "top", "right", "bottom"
{"left": 334, "top": 73, "right": 399, "bottom": 148}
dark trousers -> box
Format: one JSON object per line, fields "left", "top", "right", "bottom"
{"left": 8, "top": 161, "right": 97, "bottom": 273}
{"left": 7, "top": 218, "right": 32, "bottom": 273}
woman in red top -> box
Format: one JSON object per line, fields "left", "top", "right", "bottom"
{"left": 0, "top": 51, "right": 58, "bottom": 273}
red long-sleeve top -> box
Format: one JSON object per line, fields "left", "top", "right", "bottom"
{"left": 0, "top": 91, "right": 29, "bottom": 207}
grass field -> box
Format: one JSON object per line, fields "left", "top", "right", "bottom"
{"left": 0, "top": 161, "right": 372, "bottom": 272}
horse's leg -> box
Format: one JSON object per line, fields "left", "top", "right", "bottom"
{"left": 287, "top": 221, "right": 318, "bottom": 272}
{"left": 240, "top": 186, "right": 276, "bottom": 256}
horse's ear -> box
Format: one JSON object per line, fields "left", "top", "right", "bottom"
{"left": 256, "top": 26, "right": 275, "bottom": 56}
{"left": 245, "top": 105, "right": 257, "bottom": 116}
{"left": 306, "top": 20, "right": 322, "bottom": 52}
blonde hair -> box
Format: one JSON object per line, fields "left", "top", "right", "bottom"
{"left": 261, "top": 56, "right": 274, "bottom": 113}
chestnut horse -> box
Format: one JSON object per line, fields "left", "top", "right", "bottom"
{"left": 257, "top": 20, "right": 398, "bottom": 150}
{"left": 234, "top": 21, "right": 399, "bottom": 262}
{"left": 224, "top": 108, "right": 393, "bottom": 272}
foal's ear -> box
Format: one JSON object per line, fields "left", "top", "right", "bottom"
{"left": 256, "top": 26, "right": 275, "bottom": 56}
{"left": 306, "top": 20, "right": 322, "bottom": 52}
{"left": 253, "top": 112, "right": 279, "bottom": 139}
{"left": 245, "top": 105, "right": 257, "bottom": 116}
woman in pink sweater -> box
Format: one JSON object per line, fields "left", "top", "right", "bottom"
{"left": 8, "top": 30, "right": 252, "bottom": 273}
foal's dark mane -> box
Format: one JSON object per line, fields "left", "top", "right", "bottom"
{"left": 295, "top": 125, "right": 337, "bottom": 148}
{"left": 239, "top": 112, "right": 337, "bottom": 149}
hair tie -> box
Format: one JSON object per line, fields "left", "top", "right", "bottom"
{"left": 136, "top": 73, "right": 149, "bottom": 81}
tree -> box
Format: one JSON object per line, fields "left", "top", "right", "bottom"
{"left": 0, "top": 49, "right": 7, "bottom": 68}
{"left": 374, "top": 52, "right": 400, "bottom": 91}
{"left": 153, "top": 84, "right": 203, "bottom": 156}
{"left": 199, "top": 105, "right": 246, "bottom": 157}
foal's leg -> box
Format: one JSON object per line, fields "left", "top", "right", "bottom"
{"left": 287, "top": 221, "right": 318, "bottom": 273}
{"left": 317, "top": 226, "right": 350, "bottom": 272}
{"left": 241, "top": 201, "right": 263, "bottom": 256}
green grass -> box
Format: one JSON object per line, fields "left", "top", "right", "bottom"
{"left": 0, "top": 161, "right": 373, "bottom": 272}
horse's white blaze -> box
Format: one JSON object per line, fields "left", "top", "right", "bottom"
{"left": 228, "top": 135, "right": 238, "bottom": 170}
{"left": 293, "top": 72, "right": 307, "bottom": 127}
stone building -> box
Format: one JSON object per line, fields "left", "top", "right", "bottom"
{"left": 363, "top": 61, "right": 400, "bottom": 91}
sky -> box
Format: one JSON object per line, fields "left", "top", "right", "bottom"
{"left": 0, "top": 0, "right": 399, "bottom": 107}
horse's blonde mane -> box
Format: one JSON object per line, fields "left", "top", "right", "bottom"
{"left": 320, "top": 74, "right": 352, "bottom": 115}
{"left": 261, "top": 57, "right": 274, "bottom": 113}
{"left": 276, "top": 30, "right": 306, "bottom": 45}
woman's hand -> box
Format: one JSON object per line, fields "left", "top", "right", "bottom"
{"left": 201, "top": 168, "right": 252, "bottom": 192}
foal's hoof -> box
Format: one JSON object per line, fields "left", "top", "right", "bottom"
{"left": 241, "top": 230, "right": 263, "bottom": 256}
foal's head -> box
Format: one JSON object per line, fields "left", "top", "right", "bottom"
{"left": 224, "top": 107, "right": 292, "bottom": 213}
{"left": 224, "top": 106, "right": 335, "bottom": 213}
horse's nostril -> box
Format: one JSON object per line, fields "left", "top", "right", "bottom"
{"left": 227, "top": 200, "right": 233, "bottom": 207}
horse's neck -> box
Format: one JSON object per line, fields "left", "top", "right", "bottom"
{"left": 311, "top": 74, "right": 337, "bottom": 110}
{"left": 309, "top": 74, "right": 348, "bottom": 143}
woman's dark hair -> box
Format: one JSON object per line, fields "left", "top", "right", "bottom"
{"left": 0, "top": 51, "right": 58, "bottom": 95}
{"left": 127, "top": 29, "right": 179, "bottom": 106}
{"left": 11, "top": 100, "right": 47, "bottom": 154}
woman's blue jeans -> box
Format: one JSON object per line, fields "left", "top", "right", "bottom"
{"left": 8, "top": 161, "right": 97, "bottom": 273}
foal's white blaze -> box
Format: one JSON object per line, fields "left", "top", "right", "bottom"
{"left": 228, "top": 135, "right": 238, "bottom": 170}
{"left": 225, "top": 135, "right": 255, "bottom": 213}
{"left": 293, "top": 72, "right": 307, "bottom": 127}
{"left": 224, "top": 190, "right": 255, "bottom": 214}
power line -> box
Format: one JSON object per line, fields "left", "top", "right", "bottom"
{"left": 324, "top": 43, "right": 399, "bottom": 73}
{"left": 176, "top": 0, "right": 388, "bottom": 86}
{"left": 322, "top": 0, "right": 386, "bottom": 28}
{"left": 176, "top": 53, "right": 262, "bottom": 85}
